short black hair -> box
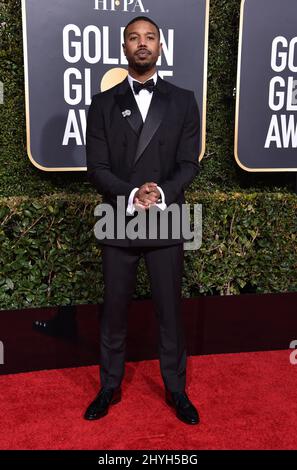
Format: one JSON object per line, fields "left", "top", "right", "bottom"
{"left": 123, "top": 16, "right": 160, "bottom": 41}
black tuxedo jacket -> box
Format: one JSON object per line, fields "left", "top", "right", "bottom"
{"left": 86, "top": 76, "right": 200, "bottom": 247}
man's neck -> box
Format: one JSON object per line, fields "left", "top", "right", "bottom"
{"left": 128, "top": 68, "right": 157, "bottom": 83}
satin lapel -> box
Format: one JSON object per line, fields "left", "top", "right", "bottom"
{"left": 114, "top": 80, "right": 143, "bottom": 136}
{"left": 134, "top": 85, "right": 170, "bottom": 165}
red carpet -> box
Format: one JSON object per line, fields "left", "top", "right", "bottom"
{"left": 0, "top": 350, "right": 296, "bottom": 450}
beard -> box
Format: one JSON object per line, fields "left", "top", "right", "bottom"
{"left": 133, "top": 61, "right": 153, "bottom": 73}
{"left": 128, "top": 52, "right": 157, "bottom": 74}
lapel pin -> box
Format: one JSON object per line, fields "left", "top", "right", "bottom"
{"left": 122, "top": 109, "right": 131, "bottom": 118}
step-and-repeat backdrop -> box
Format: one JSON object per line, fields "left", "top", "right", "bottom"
{"left": 22, "top": 0, "right": 209, "bottom": 171}
{"left": 23, "top": 0, "right": 297, "bottom": 173}
{"left": 235, "top": 0, "right": 297, "bottom": 171}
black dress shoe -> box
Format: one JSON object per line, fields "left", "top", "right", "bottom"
{"left": 165, "top": 389, "right": 200, "bottom": 425}
{"left": 84, "top": 387, "right": 122, "bottom": 420}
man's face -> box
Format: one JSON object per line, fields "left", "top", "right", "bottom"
{"left": 123, "top": 20, "right": 162, "bottom": 73}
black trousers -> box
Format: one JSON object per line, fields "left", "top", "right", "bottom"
{"left": 99, "top": 243, "right": 187, "bottom": 392}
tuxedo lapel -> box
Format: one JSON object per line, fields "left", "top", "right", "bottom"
{"left": 134, "top": 77, "right": 170, "bottom": 165}
{"left": 114, "top": 78, "right": 143, "bottom": 136}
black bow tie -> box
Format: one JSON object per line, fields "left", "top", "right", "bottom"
{"left": 133, "top": 79, "right": 155, "bottom": 95}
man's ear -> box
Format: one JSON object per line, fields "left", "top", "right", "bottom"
{"left": 159, "top": 42, "right": 163, "bottom": 56}
{"left": 122, "top": 43, "right": 126, "bottom": 56}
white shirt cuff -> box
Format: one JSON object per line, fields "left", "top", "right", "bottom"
{"left": 126, "top": 187, "right": 139, "bottom": 216}
{"left": 155, "top": 186, "right": 167, "bottom": 210}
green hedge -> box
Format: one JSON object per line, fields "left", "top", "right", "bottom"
{"left": 0, "top": 192, "right": 296, "bottom": 310}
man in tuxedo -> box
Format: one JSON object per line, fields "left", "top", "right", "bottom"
{"left": 85, "top": 16, "right": 200, "bottom": 425}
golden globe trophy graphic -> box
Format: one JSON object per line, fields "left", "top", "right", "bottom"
{"left": 100, "top": 67, "right": 128, "bottom": 92}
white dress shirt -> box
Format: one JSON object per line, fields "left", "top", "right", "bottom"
{"left": 126, "top": 72, "right": 167, "bottom": 216}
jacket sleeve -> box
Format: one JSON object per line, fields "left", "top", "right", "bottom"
{"left": 86, "top": 94, "right": 135, "bottom": 199}
{"left": 160, "top": 91, "right": 200, "bottom": 206}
